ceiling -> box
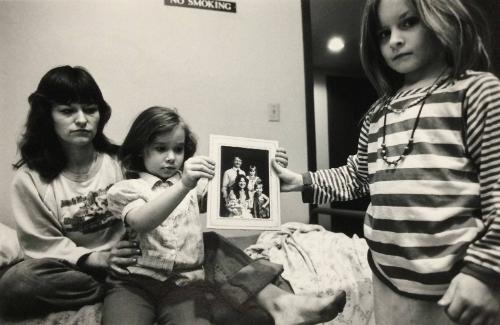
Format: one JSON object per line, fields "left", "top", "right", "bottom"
{"left": 309, "top": 0, "right": 367, "bottom": 77}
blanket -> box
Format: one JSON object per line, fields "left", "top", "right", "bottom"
{"left": 245, "top": 222, "right": 375, "bottom": 325}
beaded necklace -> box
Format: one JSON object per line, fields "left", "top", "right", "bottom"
{"left": 380, "top": 75, "right": 448, "bottom": 166}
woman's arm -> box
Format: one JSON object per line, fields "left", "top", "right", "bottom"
{"left": 12, "top": 169, "right": 92, "bottom": 265}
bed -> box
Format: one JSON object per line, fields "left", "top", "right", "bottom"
{"left": 0, "top": 222, "right": 374, "bottom": 325}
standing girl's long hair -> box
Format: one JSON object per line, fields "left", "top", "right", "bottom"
{"left": 360, "top": 0, "right": 491, "bottom": 96}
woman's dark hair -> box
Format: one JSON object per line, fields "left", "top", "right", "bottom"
{"left": 231, "top": 174, "right": 249, "bottom": 200}
{"left": 13, "top": 65, "right": 118, "bottom": 181}
{"left": 119, "top": 106, "right": 197, "bottom": 179}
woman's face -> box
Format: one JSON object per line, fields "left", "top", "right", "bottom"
{"left": 238, "top": 177, "right": 247, "bottom": 189}
{"left": 52, "top": 103, "right": 100, "bottom": 147}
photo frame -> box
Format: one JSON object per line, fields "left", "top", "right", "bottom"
{"left": 207, "top": 134, "right": 281, "bottom": 230}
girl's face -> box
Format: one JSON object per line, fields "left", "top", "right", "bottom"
{"left": 52, "top": 103, "right": 100, "bottom": 147}
{"left": 143, "top": 126, "right": 185, "bottom": 180}
{"left": 256, "top": 184, "right": 263, "bottom": 194}
{"left": 249, "top": 168, "right": 256, "bottom": 176}
{"left": 377, "top": 0, "right": 446, "bottom": 84}
{"left": 238, "top": 177, "right": 247, "bottom": 189}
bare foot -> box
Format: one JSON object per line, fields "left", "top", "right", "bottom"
{"left": 269, "top": 291, "right": 346, "bottom": 325}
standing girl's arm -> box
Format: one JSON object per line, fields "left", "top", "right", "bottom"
{"left": 273, "top": 115, "right": 372, "bottom": 203}
{"left": 115, "top": 156, "right": 214, "bottom": 233}
{"left": 461, "top": 72, "right": 500, "bottom": 281}
{"left": 439, "top": 72, "right": 500, "bottom": 325}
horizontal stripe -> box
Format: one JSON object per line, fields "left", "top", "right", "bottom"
{"left": 370, "top": 180, "right": 479, "bottom": 196}
{"left": 464, "top": 254, "right": 500, "bottom": 273}
{"left": 369, "top": 249, "right": 463, "bottom": 274}
{"left": 372, "top": 117, "right": 463, "bottom": 140}
{"left": 366, "top": 237, "right": 469, "bottom": 260}
{"left": 370, "top": 254, "right": 451, "bottom": 296}
{"left": 365, "top": 213, "right": 478, "bottom": 234}
{"left": 368, "top": 154, "right": 472, "bottom": 171}
{"left": 370, "top": 193, "right": 479, "bottom": 208}
{"left": 368, "top": 168, "right": 477, "bottom": 183}
{"left": 376, "top": 261, "right": 461, "bottom": 285}
{"left": 367, "top": 142, "right": 467, "bottom": 162}
{"left": 365, "top": 205, "right": 482, "bottom": 222}
{"left": 368, "top": 122, "right": 463, "bottom": 145}
{"left": 364, "top": 225, "right": 479, "bottom": 247}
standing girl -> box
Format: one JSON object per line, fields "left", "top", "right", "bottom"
{"left": 103, "top": 106, "right": 347, "bottom": 325}
{"left": 273, "top": 0, "right": 500, "bottom": 324}
{"left": 247, "top": 165, "right": 261, "bottom": 205}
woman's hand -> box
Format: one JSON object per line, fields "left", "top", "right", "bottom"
{"left": 82, "top": 240, "right": 141, "bottom": 275}
{"left": 182, "top": 156, "right": 215, "bottom": 189}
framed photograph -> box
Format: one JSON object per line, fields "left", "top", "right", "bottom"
{"left": 207, "top": 134, "right": 281, "bottom": 230}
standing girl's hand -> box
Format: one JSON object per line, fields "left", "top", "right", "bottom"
{"left": 271, "top": 159, "right": 304, "bottom": 192}
{"left": 182, "top": 156, "right": 215, "bottom": 189}
{"left": 275, "top": 147, "right": 289, "bottom": 168}
{"left": 438, "top": 273, "right": 500, "bottom": 325}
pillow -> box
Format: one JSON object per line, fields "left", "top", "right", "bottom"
{"left": 0, "top": 222, "right": 24, "bottom": 267}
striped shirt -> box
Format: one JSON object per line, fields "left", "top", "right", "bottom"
{"left": 302, "top": 71, "right": 500, "bottom": 299}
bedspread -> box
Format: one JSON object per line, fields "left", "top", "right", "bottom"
{"left": 245, "top": 222, "right": 375, "bottom": 325}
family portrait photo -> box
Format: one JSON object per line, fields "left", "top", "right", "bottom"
{"left": 206, "top": 135, "right": 281, "bottom": 230}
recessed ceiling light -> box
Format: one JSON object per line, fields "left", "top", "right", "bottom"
{"left": 327, "top": 36, "right": 345, "bottom": 53}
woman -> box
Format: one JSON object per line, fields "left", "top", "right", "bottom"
{"left": 0, "top": 65, "right": 346, "bottom": 324}
{"left": 0, "top": 66, "right": 138, "bottom": 317}
{"left": 226, "top": 174, "right": 253, "bottom": 219}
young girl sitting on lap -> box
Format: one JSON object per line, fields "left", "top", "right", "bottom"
{"left": 103, "top": 106, "right": 346, "bottom": 325}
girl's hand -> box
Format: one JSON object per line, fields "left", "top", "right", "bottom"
{"left": 182, "top": 156, "right": 215, "bottom": 189}
{"left": 271, "top": 159, "right": 304, "bottom": 192}
{"left": 275, "top": 147, "right": 289, "bottom": 168}
{"left": 438, "top": 273, "right": 500, "bottom": 325}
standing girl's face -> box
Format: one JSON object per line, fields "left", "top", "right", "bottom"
{"left": 143, "top": 126, "right": 185, "bottom": 180}
{"left": 249, "top": 168, "right": 256, "bottom": 177}
{"left": 52, "top": 103, "right": 100, "bottom": 147}
{"left": 256, "top": 184, "right": 263, "bottom": 194}
{"left": 377, "top": 0, "right": 447, "bottom": 85}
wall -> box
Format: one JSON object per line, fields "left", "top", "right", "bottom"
{"left": 0, "top": 0, "right": 309, "bottom": 236}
